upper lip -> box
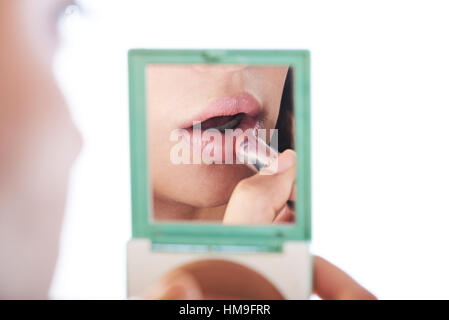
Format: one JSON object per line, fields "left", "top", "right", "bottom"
{"left": 180, "top": 92, "right": 262, "bottom": 129}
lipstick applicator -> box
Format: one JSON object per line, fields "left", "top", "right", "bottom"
{"left": 235, "top": 132, "right": 279, "bottom": 172}
{"left": 235, "top": 132, "right": 295, "bottom": 211}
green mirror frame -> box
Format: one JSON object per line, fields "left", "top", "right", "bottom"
{"left": 128, "top": 49, "right": 311, "bottom": 252}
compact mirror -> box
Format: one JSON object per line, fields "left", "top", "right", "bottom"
{"left": 146, "top": 64, "right": 295, "bottom": 224}
{"left": 129, "top": 50, "right": 310, "bottom": 244}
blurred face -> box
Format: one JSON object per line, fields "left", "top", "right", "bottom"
{"left": 0, "top": 0, "right": 82, "bottom": 298}
{"left": 147, "top": 65, "right": 288, "bottom": 219}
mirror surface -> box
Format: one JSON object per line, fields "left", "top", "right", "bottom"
{"left": 146, "top": 64, "right": 296, "bottom": 225}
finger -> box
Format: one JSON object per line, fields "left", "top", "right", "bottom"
{"left": 224, "top": 150, "right": 297, "bottom": 224}
{"left": 142, "top": 270, "right": 204, "bottom": 300}
{"left": 273, "top": 205, "right": 295, "bottom": 223}
{"left": 313, "top": 256, "right": 377, "bottom": 300}
{"left": 260, "top": 149, "right": 296, "bottom": 175}
{"left": 289, "top": 184, "right": 296, "bottom": 202}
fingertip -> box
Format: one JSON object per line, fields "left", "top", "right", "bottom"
{"left": 313, "top": 256, "right": 377, "bottom": 300}
{"left": 261, "top": 149, "right": 296, "bottom": 174}
{"left": 143, "top": 270, "right": 204, "bottom": 300}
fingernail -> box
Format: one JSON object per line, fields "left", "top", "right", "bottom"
{"left": 262, "top": 151, "right": 296, "bottom": 174}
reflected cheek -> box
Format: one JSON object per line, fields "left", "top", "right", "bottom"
{"left": 264, "top": 107, "right": 280, "bottom": 131}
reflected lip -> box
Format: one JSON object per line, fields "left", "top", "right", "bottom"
{"left": 176, "top": 92, "right": 264, "bottom": 162}
{"left": 180, "top": 93, "right": 262, "bottom": 129}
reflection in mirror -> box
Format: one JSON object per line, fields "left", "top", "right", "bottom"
{"left": 146, "top": 64, "right": 295, "bottom": 224}
{"left": 152, "top": 259, "right": 285, "bottom": 299}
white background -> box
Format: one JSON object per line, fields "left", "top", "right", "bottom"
{"left": 51, "top": 0, "right": 449, "bottom": 299}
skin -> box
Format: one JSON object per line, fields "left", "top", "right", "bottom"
{"left": 0, "top": 0, "right": 82, "bottom": 299}
{"left": 145, "top": 151, "right": 376, "bottom": 299}
{"left": 144, "top": 256, "right": 377, "bottom": 300}
{"left": 147, "top": 64, "right": 289, "bottom": 221}
{"left": 0, "top": 0, "right": 374, "bottom": 300}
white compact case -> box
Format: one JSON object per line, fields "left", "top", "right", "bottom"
{"left": 127, "top": 49, "right": 312, "bottom": 299}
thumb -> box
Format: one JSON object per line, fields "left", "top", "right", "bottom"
{"left": 139, "top": 270, "right": 204, "bottom": 300}
{"left": 224, "top": 150, "right": 296, "bottom": 224}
